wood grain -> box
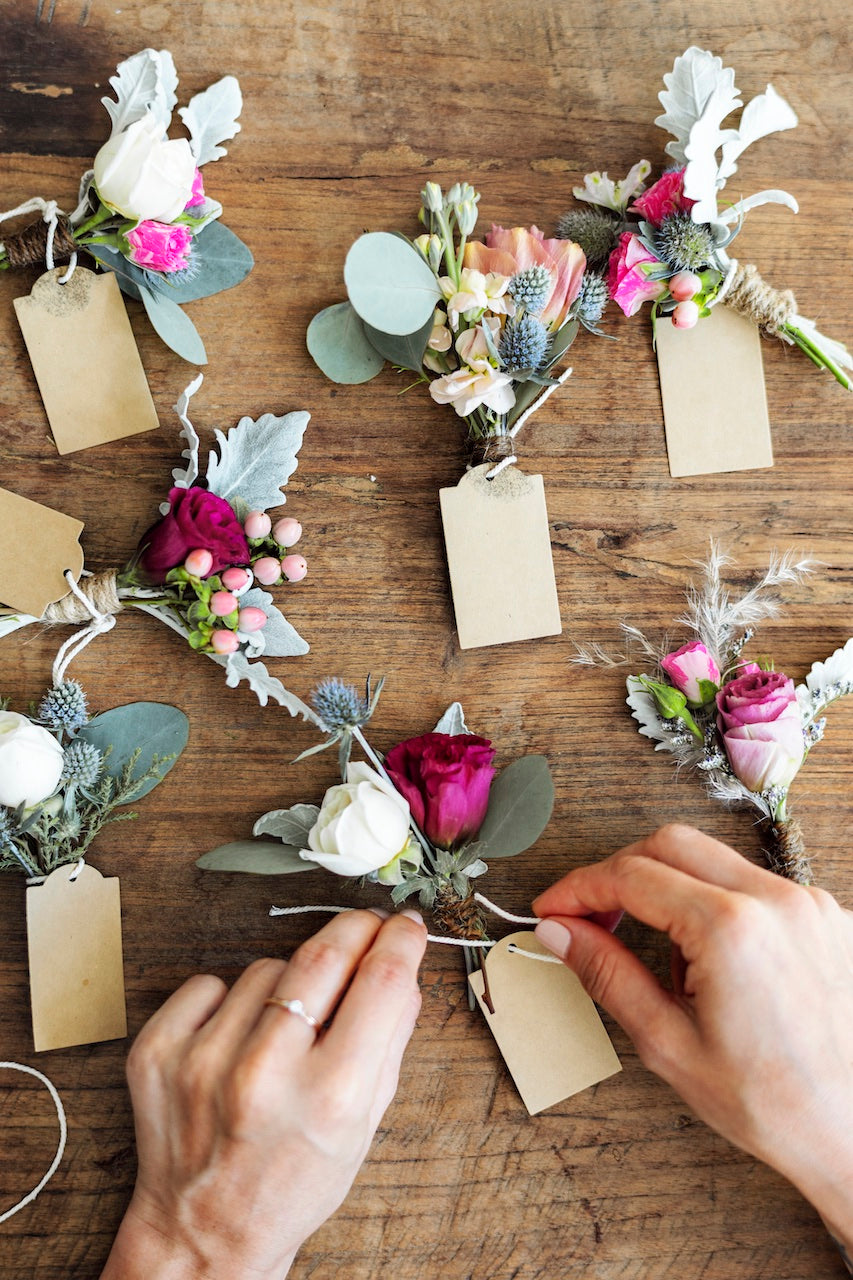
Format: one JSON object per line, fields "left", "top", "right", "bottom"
{"left": 0, "top": 1, "right": 851, "bottom": 1275}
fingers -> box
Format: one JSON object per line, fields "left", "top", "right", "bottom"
{"left": 134, "top": 973, "right": 228, "bottom": 1050}
{"left": 195, "top": 957, "right": 288, "bottom": 1051}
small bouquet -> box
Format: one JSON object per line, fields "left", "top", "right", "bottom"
{"left": 0, "top": 48, "right": 252, "bottom": 363}
{"left": 0, "top": 379, "right": 311, "bottom": 707}
{"left": 560, "top": 47, "right": 851, "bottom": 388}
{"left": 576, "top": 547, "right": 853, "bottom": 883}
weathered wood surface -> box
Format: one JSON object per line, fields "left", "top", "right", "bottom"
{"left": 0, "top": 1, "right": 851, "bottom": 1276}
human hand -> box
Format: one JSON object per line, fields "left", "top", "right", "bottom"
{"left": 532, "top": 825, "right": 853, "bottom": 1253}
{"left": 101, "top": 907, "right": 427, "bottom": 1280}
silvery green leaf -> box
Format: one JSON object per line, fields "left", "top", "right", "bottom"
{"left": 655, "top": 47, "right": 741, "bottom": 165}
{"left": 197, "top": 839, "right": 317, "bottom": 874}
{"left": 451, "top": 872, "right": 470, "bottom": 897}
{"left": 140, "top": 288, "right": 207, "bottom": 365}
{"left": 165, "top": 375, "right": 203, "bottom": 505}
{"left": 0, "top": 613, "right": 38, "bottom": 638}
{"left": 682, "top": 86, "right": 742, "bottom": 219}
{"left": 101, "top": 48, "right": 177, "bottom": 138}
{"left": 476, "top": 756, "right": 554, "bottom": 859}
{"left": 719, "top": 85, "right": 798, "bottom": 182}
{"left": 455, "top": 841, "right": 483, "bottom": 870}
{"left": 715, "top": 189, "right": 799, "bottom": 225}
{"left": 433, "top": 702, "right": 471, "bottom": 735}
{"left": 217, "top": 651, "right": 306, "bottom": 711}
{"left": 627, "top": 676, "right": 680, "bottom": 750}
{"left": 157, "top": 222, "right": 254, "bottom": 303}
{"left": 77, "top": 702, "right": 189, "bottom": 800}
{"left": 363, "top": 313, "right": 434, "bottom": 373}
{"left": 796, "top": 638, "right": 853, "bottom": 725}
{"left": 205, "top": 411, "right": 309, "bottom": 510}
{"left": 239, "top": 588, "right": 309, "bottom": 657}
{"left": 344, "top": 232, "right": 442, "bottom": 335}
{"left": 307, "top": 301, "right": 386, "bottom": 384}
{"left": 178, "top": 76, "right": 243, "bottom": 165}
{"left": 254, "top": 803, "right": 320, "bottom": 844}
{"left": 465, "top": 858, "right": 488, "bottom": 878}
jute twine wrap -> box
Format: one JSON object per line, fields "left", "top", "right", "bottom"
{"left": 42, "top": 571, "right": 122, "bottom": 624}
{"left": 432, "top": 883, "right": 489, "bottom": 940}
{"left": 468, "top": 432, "right": 516, "bottom": 470}
{"left": 761, "top": 816, "right": 811, "bottom": 885}
{"left": 3, "top": 216, "right": 78, "bottom": 269}
{"left": 725, "top": 262, "right": 797, "bottom": 338}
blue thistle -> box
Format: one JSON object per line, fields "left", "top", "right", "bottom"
{"left": 654, "top": 212, "right": 716, "bottom": 272}
{"left": 499, "top": 314, "right": 550, "bottom": 373}
{"left": 508, "top": 265, "right": 552, "bottom": 315}
{"left": 38, "top": 680, "right": 89, "bottom": 734}
{"left": 556, "top": 208, "right": 618, "bottom": 270}
{"left": 61, "top": 740, "right": 103, "bottom": 790}
{"left": 310, "top": 678, "right": 370, "bottom": 732}
{"left": 574, "top": 272, "right": 609, "bottom": 328}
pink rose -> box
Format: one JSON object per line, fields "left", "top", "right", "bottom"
{"left": 138, "top": 487, "right": 250, "bottom": 583}
{"left": 185, "top": 168, "right": 206, "bottom": 208}
{"left": 716, "top": 671, "right": 804, "bottom": 793}
{"left": 385, "top": 732, "right": 496, "bottom": 850}
{"left": 660, "top": 641, "right": 721, "bottom": 707}
{"left": 608, "top": 233, "right": 667, "bottom": 317}
{"left": 629, "top": 168, "right": 696, "bottom": 227}
{"left": 125, "top": 221, "right": 192, "bottom": 273}
{"left": 464, "top": 225, "right": 586, "bottom": 329}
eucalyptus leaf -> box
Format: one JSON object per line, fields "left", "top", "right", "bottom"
{"left": 196, "top": 839, "right": 317, "bottom": 874}
{"left": 476, "top": 755, "right": 554, "bottom": 859}
{"left": 307, "top": 302, "right": 386, "bottom": 384}
{"left": 78, "top": 703, "right": 189, "bottom": 800}
{"left": 156, "top": 222, "right": 254, "bottom": 302}
{"left": 344, "top": 232, "right": 441, "bottom": 335}
{"left": 253, "top": 803, "right": 320, "bottom": 844}
{"left": 205, "top": 410, "right": 308, "bottom": 510}
{"left": 364, "top": 312, "right": 434, "bottom": 372}
{"left": 140, "top": 288, "right": 208, "bottom": 364}
{"left": 88, "top": 244, "right": 151, "bottom": 301}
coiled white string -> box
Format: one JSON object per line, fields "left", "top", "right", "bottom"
{"left": 0, "top": 1063, "right": 67, "bottom": 1224}
{"left": 0, "top": 197, "right": 76, "bottom": 281}
{"left": 51, "top": 571, "right": 117, "bottom": 685}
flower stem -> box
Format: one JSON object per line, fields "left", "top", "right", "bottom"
{"left": 352, "top": 725, "right": 437, "bottom": 873}
{"left": 72, "top": 203, "right": 116, "bottom": 238}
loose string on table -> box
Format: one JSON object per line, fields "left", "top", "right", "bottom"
{"left": 0, "top": 1063, "right": 67, "bottom": 1225}
{"left": 51, "top": 571, "right": 117, "bottom": 685}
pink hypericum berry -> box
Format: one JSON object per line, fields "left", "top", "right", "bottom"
{"left": 210, "top": 629, "right": 240, "bottom": 654}
{"left": 672, "top": 300, "right": 701, "bottom": 329}
{"left": 244, "top": 511, "right": 272, "bottom": 539}
{"left": 184, "top": 548, "right": 214, "bottom": 577}
{"left": 669, "top": 271, "right": 702, "bottom": 302}
{"left": 272, "top": 517, "right": 303, "bottom": 548}
{"left": 238, "top": 606, "right": 268, "bottom": 633}
{"left": 221, "top": 566, "right": 251, "bottom": 592}
{"left": 253, "top": 556, "right": 282, "bottom": 585}
{"left": 210, "top": 590, "right": 239, "bottom": 617}
{"left": 281, "top": 554, "right": 308, "bottom": 583}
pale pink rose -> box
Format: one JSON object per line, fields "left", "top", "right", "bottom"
{"left": 629, "top": 168, "right": 695, "bottom": 226}
{"left": 464, "top": 225, "right": 585, "bottom": 329}
{"left": 660, "top": 641, "right": 721, "bottom": 706}
{"left": 716, "top": 671, "right": 804, "bottom": 793}
{"left": 185, "top": 167, "right": 206, "bottom": 208}
{"left": 608, "top": 233, "right": 667, "bottom": 317}
{"left": 125, "top": 221, "right": 192, "bottom": 273}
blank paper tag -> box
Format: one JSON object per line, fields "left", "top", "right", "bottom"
{"left": 439, "top": 464, "right": 562, "bottom": 650}
{"left": 13, "top": 267, "right": 159, "bottom": 455}
{"left": 656, "top": 304, "right": 773, "bottom": 477}
{"left": 469, "top": 931, "right": 621, "bottom": 1114}
{"left": 26, "top": 863, "right": 127, "bottom": 1052}
{"left": 0, "top": 486, "right": 84, "bottom": 617}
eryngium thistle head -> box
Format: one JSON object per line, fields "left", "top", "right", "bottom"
{"left": 310, "top": 678, "right": 369, "bottom": 732}
{"left": 499, "top": 314, "right": 550, "bottom": 372}
{"left": 508, "top": 265, "right": 552, "bottom": 315}
{"left": 0, "top": 805, "right": 17, "bottom": 846}
{"left": 654, "top": 212, "right": 716, "bottom": 272}
{"left": 556, "top": 208, "right": 618, "bottom": 269}
{"left": 574, "top": 272, "right": 609, "bottom": 327}
{"left": 38, "top": 680, "right": 89, "bottom": 733}
{"left": 61, "top": 740, "right": 103, "bottom": 789}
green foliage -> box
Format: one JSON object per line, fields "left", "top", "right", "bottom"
{"left": 77, "top": 703, "right": 189, "bottom": 801}
{"left": 140, "top": 288, "right": 208, "bottom": 365}
{"left": 476, "top": 756, "right": 554, "bottom": 859}
{"left": 306, "top": 302, "right": 386, "bottom": 384}
{"left": 343, "top": 232, "right": 441, "bottom": 335}
{"left": 197, "top": 840, "right": 318, "bottom": 874}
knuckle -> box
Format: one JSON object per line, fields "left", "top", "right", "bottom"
{"left": 648, "top": 822, "right": 700, "bottom": 855}
{"left": 712, "top": 894, "right": 764, "bottom": 948}
{"left": 359, "top": 949, "right": 414, "bottom": 997}
{"left": 223, "top": 1053, "right": 273, "bottom": 1129}
{"left": 288, "top": 936, "right": 350, "bottom": 982}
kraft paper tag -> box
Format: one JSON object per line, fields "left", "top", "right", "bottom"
{"left": 469, "top": 931, "right": 621, "bottom": 1114}
{"left": 439, "top": 464, "right": 562, "bottom": 650}
{"left": 655, "top": 304, "right": 773, "bottom": 477}
{"left": 26, "top": 863, "right": 127, "bottom": 1052}
{"left": 0, "top": 486, "right": 84, "bottom": 617}
{"left": 13, "top": 267, "right": 159, "bottom": 455}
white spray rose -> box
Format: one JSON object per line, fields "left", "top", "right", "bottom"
{"left": 0, "top": 712, "right": 64, "bottom": 810}
{"left": 93, "top": 112, "right": 196, "bottom": 222}
{"left": 302, "top": 761, "right": 412, "bottom": 877}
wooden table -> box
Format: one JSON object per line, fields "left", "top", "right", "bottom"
{"left": 1, "top": 2, "right": 851, "bottom": 1275}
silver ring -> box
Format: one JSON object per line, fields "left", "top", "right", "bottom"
{"left": 263, "top": 996, "right": 320, "bottom": 1030}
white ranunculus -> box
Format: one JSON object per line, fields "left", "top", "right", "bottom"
{"left": 0, "top": 712, "right": 64, "bottom": 810}
{"left": 93, "top": 112, "right": 196, "bottom": 223}
{"left": 302, "top": 761, "right": 411, "bottom": 877}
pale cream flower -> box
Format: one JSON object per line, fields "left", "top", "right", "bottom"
{"left": 440, "top": 268, "right": 515, "bottom": 329}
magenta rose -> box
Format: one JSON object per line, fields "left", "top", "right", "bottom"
{"left": 384, "top": 732, "right": 496, "bottom": 849}
{"left": 125, "top": 220, "right": 192, "bottom": 272}
{"left": 629, "top": 168, "right": 696, "bottom": 227}
{"left": 660, "top": 641, "right": 721, "bottom": 707}
{"left": 608, "top": 232, "right": 667, "bottom": 317}
{"left": 716, "top": 671, "right": 804, "bottom": 793}
{"left": 138, "top": 487, "right": 250, "bottom": 583}
{"left": 185, "top": 168, "right": 206, "bottom": 208}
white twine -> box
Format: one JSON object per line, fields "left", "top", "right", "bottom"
{"left": 484, "top": 454, "right": 517, "bottom": 480}
{"left": 509, "top": 365, "right": 573, "bottom": 438}
{"left": 25, "top": 857, "right": 85, "bottom": 888}
{"left": 0, "top": 1063, "right": 67, "bottom": 1224}
{"left": 51, "top": 571, "right": 117, "bottom": 685}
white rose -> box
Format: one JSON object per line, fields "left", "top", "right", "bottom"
{"left": 93, "top": 112, "right": 196, "bottom": 223}
{"left": 302, "top": 762, "right": 411, "bottom": 877}
{"left": 0, "top": 712, "right": 64, "bottom": 810}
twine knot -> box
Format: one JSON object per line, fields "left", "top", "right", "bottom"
{"left": 3, "top": 216, "right": 78, "bottom": 269}
{"left": 42, "top": 571, "right": 122, "bottom": 625}
{"left": 726, "top": 262, "right": 797, "bottom": 338}
{"left": 468, "top": 432, "right": 517, "bottom": 471}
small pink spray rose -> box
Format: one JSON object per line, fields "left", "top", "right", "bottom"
{"left": 185, "top": 167, "right": 206, "bottom": 208}
{"left": 125, "top": 221, "right": 192, "bottom": 273}
{"left": 661, "top": 641, "right": 721, "bottom": 707}
{"left": 608, "top": 233, "right": 667, "bottom": 318}
{"left": 716, "top": 671, "right": 804, "bottom": 793}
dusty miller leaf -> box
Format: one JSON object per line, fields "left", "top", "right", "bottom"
{"left": 796, "top": 637, "right": 853, "bottom": 725}
{"left": 719, "top": 85, "right": 798, "bottom": 183}
{"left": 682, "top": 86, "right": 742, "bottom": 219}
{"left": 239, "top": 588, "right": 309, "bottom": 657}
{"left": 218, "top": 652, "right": 322, "bottom": 721}
{"left": 655, "top": 47, "right": 741, "bottom": 165}
{"left": 178, "top": 75, "right": 243, "bottom": 165}
{"left": 101, "top": 48, "right": 177, "bottom": 137}
{"left": 205, "top": 411, "right": 309, "bottom": 510}
{"left": 253, "top": 803, "right": 320, "bottom": 844}
{"left": 163, "top": 375, "right": 203, "bottom": 507}
{"left": 433, "top": 702, "right": 471, "bottom": 735}
{"left": 626, "top": 676, "right": 682, "bottom": 752}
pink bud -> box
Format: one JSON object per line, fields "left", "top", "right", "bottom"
{"left": 210, "top": 590, "right": 239, "bottom": 617}
{"left": 281, "top": 554, "right": 307, "bottom": 583}
{"left": 672, "top": 300, "right": 701, "bottom": 329}
{"left": 244, "top": 511, "right": 272, "bottom": 539}
{"left": 253, "top": 556, "right": 281, "bottom": 585}
{"left": 669, "top": 271, "right": 702, "bottom": 302}
{"left": 221, "top": 566, "right": 251, "bottom": 592}
{"left": 272, "top": 516, "right": 303, "bottom": 547}
{"left": 210, "top": 629, "right": 240, "bottom": 654}
{"left": 238, "top": 606, "right": 268, "bottom": 633}
{"left": 184, "top": 548, "right": 214, "bottom": 578}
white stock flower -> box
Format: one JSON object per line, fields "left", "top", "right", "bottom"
{"left": 0, "top": 712, "right": 64, "bottom": 810}
{"left": 93, "top": 112, "right": 196, "bottom": 222}
{"left": 302, "top": 761, "right": 412, "bottom": 877}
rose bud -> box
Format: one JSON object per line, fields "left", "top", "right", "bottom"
{"left": 253, "top": 556, "right": 281, "bottom": 585}
{"left": 301, "top": 762, "right": 412, "bottom": 877}
{"left": 281, "top": 554, "right": 307, "bottom": 583}
{"left": 221, "top": 566, "right": 251, "bottom": 592}
{"left": 716, "top": 670, "right": 805, "bottom": 793}
{"left": 210, "top": 590, "right": 239, "bottom": 617}
{"left": 272, "top": 517, "right": 303, "bottom": 547}
{"left": 669, "top": 271, "right": 702, "bottom": 302}
{"left": 385, "top": 731, "right": 496, "bottom": 850}
{"left": 184, "top": 548, "right": 214, "bottom": 578}
{"left": 0, "top": 712, "right": 64, "bottom": 809}
{"left": 210, "top": 629, "right": 240, "bottom": 654}
{"left": 660, "top": 640, "right": 721, "bottom": 707}
{"left": 672, "top": 299, "right": 700, "bottom": 329}
{"left": 137, "top": 487, "right": 249, "bottom": 584}
{"left": 238, "top": 606, "right": 268, "bottom": 633}
{"left": 244, "top": 510, "right": 272, "bottom": 539}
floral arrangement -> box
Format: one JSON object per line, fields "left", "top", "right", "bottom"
{"left": 0, "top": 48, "right": 252, "bottom": 364}
{"left": 575, "top": 547, "right": 853, "bottom": 882}
{"left": 307, "top": 181, "right": 607, "bottom": 464}
{"left": 558, "top": 47, "right": 851, "bottom": 388}
{"left": 0, "top": 379, "right": 311, "bottom": 707}
{"left": 0, "top": 679, "right": 187, "bottom": 878}
{"left": 198, "top": 678, "right": 555, "bottom": 980}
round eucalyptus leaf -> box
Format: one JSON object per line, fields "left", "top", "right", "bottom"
{"left": 307, "top": 301, "right": 386, "bottom": 383}
{"left": 344, "top": 232, "right": 441, "bottom": 335}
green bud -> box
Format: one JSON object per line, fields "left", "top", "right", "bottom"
{"left": 456, "top": 199, "right": 478, "bottom": 237}
{"left": 421, "top": 182, "right": 443, "bottom": 214}
{"left": 639, "top": 677, "right": 703, "bottom": 740}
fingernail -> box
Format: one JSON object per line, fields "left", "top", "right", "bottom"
{"left": 368, "top": 907, "right": 390, "bottom": 920}
{"left": 401, "top": 908, "right": 423, "bottom": 924}
{"left": 534, "top": 919, "right": 572, "bottom": 959}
